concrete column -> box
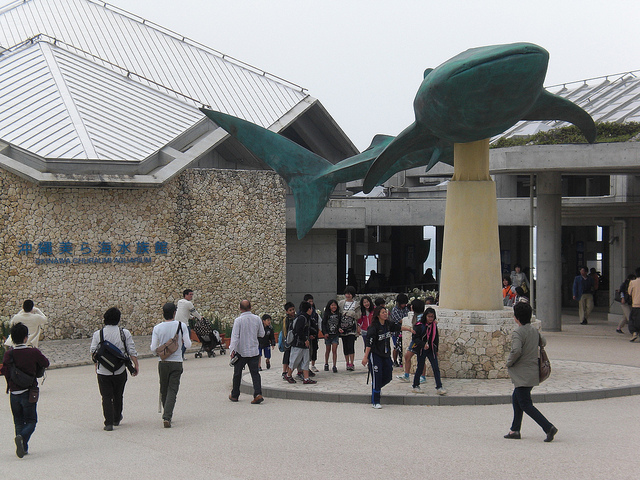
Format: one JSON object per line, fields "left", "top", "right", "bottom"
{"left": 439, "top": 140, "right": 503, "bottom": 310}
{"left": 536, "top": 172, "right": 562, "bottom": 331}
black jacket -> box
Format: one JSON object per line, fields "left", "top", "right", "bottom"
{"left": 365, "top": 321, "right": 401, "bottom": 358}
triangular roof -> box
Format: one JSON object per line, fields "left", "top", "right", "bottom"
{"left": 0, "top": 0, "right": 355, "bottom": 186}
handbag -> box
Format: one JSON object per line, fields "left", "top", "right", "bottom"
{"left": 156, "top": 323, "right": 183, "bottom": 360}
{"left": 538, "top": 334, "right": 551, "bottom": 383}
{"left": 614, "top": 289, "right": 622, "bottom": 303}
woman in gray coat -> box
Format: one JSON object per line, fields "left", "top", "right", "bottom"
{"left": 504, "top": 302, "right": 558, "bottom": 442}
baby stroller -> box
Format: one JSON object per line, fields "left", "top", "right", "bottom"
{"left": 193, "top": 317, "right": 226, "bottom": 358}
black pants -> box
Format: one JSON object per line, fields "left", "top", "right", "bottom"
{"left": 97, "top": 371, "right": 127, "bottom": 426}
{"left": 629, "top": 308, "right": 640, "bottom": 334}
{"left": 510, "top": 386, "right": 553, "bottom": 433}
{"left": 231, "top": 354, "right": 262, "bottom": 399}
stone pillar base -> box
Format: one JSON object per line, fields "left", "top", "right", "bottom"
{"left": 402, "top": 308, "right": 539, "bottom": 379}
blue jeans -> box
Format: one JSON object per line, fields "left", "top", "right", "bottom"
{"left": 10, "top": 391, "right": 38, "bottom": 452}
{"left": 413, "top": 349, "right": 442, "bottom": 389}
{"left": 510, "top": 386, "right": 553, "bottom": 433}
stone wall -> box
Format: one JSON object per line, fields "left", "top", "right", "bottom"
{"left": 0, "top": 168, "right": 286, "bottom": 339}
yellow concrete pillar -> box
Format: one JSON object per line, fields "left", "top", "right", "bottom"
{"left": 439, "top": 139, "right": 504, "bottom": 310}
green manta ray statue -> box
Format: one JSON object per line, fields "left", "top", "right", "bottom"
{"left": 201, "top": 42, "right": 595, "bottom": 239}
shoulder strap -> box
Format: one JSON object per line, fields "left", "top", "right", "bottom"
{"left": 176, "top": 322, "right": 182, "bottom": 336}
{"left": 120, "top": 328, "right": 129, "bottom": 357}
{"left": 100, "top": 328, "right": 104, "bottom": 344}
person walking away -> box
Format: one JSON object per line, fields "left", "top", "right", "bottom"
{"left": 229, "top": 300, "right": 265, "bottom": 403}
{"left": 90, "top": 307, "right": 139, "bottom": 431}
{"left": 572, "top": 267, "right": 594, "bottom": 325}
{"left": 150, "top": 302, "right": 191, "bottom": 428}
{"left": 616, "top": 274, "right": 635, "bottom": 334}
{"left": 4, "top": 300, "right": 48, "bottom": 349}
{"left": 362, "top": 305, "right": 402, "bottom": 409}
{"left": 1, "top": 322, "right": 50, "bottom": 458}
{"left": 504, "top": 302, "right": 557, "bottom": 442}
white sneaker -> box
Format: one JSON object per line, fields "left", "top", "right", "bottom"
{"left": 311, "top": 365, "right": 319, "bottom": 372}
{"left": 436, "top": 387, "right": 447, "bottom": 396}
{"left": 397, "top": 374, "right": 410, "bottom": 382}
{"left": 420, "top": 376, "right": 427, "bottom": 384}
{"left": 412, "top": 386, "right": 423, "bottom": 394}
{"left": 372, "top": 403, "right": 382, "bottom": 409}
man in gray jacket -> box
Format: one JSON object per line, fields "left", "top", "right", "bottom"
{"left": 504, "top": 302, "right": 558, "bottom": 442}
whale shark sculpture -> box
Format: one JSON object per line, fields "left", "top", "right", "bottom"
{"left": 200, "top": 108, "right": 453, "bottom": 238}
{"left": 201, "top": 42, "right": 595, "bottom": 239}
{"left": 362, "top": 43, "right": 596, "bottom": 192}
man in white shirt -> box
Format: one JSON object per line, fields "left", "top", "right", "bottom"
{"left": 175, "top": 289, "right": 202, "bottom": 360}
{"left": 150, "top": 302, "right": 191, "bottom": 428}
{"left": 5, "top": 300, "right": 47, "bottom": 348}
{"left": 228, "top": 299, "right": 265, "bottom": 404}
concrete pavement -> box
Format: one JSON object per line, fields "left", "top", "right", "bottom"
{"left": 1, "top": 309, "right": 639, "bottom": 479}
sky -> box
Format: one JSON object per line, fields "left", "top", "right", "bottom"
{"left": 114, "top": 0, "right": 640, "bottom": 151}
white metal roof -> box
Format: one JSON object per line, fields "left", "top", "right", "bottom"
{"left": 0, "top": 37, "right": 203, "bottom": 160}
{"left": 497, "top": 71, "right": 640, "bottom": 140}
{"left": 0, "top": 0, "right": 308, "bottom": 128}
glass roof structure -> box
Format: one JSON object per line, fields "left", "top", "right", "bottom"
{"left": 497, "top": 71, "right": 640, "bottom": 140}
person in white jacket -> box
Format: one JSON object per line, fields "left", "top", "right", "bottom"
{"left": 4, "top": 300, "right": 47, "bottom": 348}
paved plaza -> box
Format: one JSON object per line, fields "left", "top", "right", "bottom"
{"left": 1, "top": 310, "right": 639, "bottom": 479}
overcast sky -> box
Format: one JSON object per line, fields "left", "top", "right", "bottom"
{"left": 116, "top": 0, "right": 639, "bottom": 150}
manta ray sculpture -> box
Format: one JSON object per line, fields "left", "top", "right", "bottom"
{"left": 201, "top": 42, "right": 595, "bottom": 239}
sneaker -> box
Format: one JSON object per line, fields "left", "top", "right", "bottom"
{"left": 163, "top": 420, "right": 171, "bottom": 428}
{"left": 420, "top": 375, "right": 427, "bottom": 384}
{"left": 15, "top": 435, "right": 25, "bottom": 458}
{"left": 103, "top": 424, "right": 113, "bottom": 431}
{"left": 286, "top": 375, "right": 297, "bottom": 384}
{"left": 412, "top": 386, "right": 423, "bottom": 394}
{"left": 393, "top": 361, "right": 399, "bottom": 367}
{"left": 372, "top": 403, "right": 382, "bottom": 409}
{"left": 266, "top": 359, "right": 271, "bottom": 369}
{"left": 303, "top": 378, "right": 317, "bottom": 384}
{"left": 346, "top": 364, "right": 353, "bottom": 371}
{"left": 631, "top": 333, "right": 639, "bottom": 342}
{"left": 580, "top": 320, "right": 588, "bottom": 325}
{"left": 258, "top": 366, "right": 263, "bottom": 371}
{"left": 311, "top": 365, "right": 319, "bottom": 372}
{"left": 397, "top": 374, "right": 410, "bottom": 382}
{"left": 324, "top": 364, "right": 329, "bottom": 371}
{"left": 308, "top": 370, "right": 316, "bottom": 377}
{"left": 282, "top": 372, "right": 287, "bottom": 380}
{"left": 616, "top": 329, "right": 624, "bottom": 334}
{"left": 296, "top": 372, "right": 304, "bottom": 380}
{"left": 436, "top": 387, "right": 447, "bottom": 395}
{"left": 332, "top": 366, "right": 338, "bottom": 373}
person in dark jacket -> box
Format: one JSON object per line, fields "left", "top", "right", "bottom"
{"left": 258, "top": 314, "right": 276, "bottom": 370}
{"left": 304, "top": 294, "right": 321, "bottom": 373}
{"left": 286, "top": 301, "right": 317, "bottom": 384}
{"left": 408, "top": 307, "right": 446, "bottom": 395}
{"left": 361, "top": 306, "right": 401, "bottom": 409}
{"left": 1, "top": 322, "right": 50, "bottom": 458}
{"left": 322, "top": 300, "right": 341, "bottom": 373}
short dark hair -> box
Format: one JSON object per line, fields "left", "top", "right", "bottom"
{"left": 344, "top": 286, "right": 356, "bottom": 296}
{"left": 374, "top": 297, "right": 386, "bottom": 307}
{"left": 502, "top": 275, "right": 512, "bottom": 285}
{"left": 261, "top": 314, "right": 272, "bottom": 321}
{"left": 411, "top": 298, "right": 425, "bottom": 316}
{"left": 396, "top": 293, "right": 409, "bottom": 305}
{"left": 22, "top": 300, "right": 34, "bottom": 312}
{"left": 284, "top": 302, "right": 295, "bottom": 311}
{"left": 103, "top": 307, "right": 121, "bottom": 325}
{"left": 183, "top": 289, "right": 193, "bottom": 297}
{"left": 303, "top": 294, "right": 314, "bottom": 301}
{"left": 299, "top": 301, "right": 311, "bottom": 314}
{"left": 163, "top": 302, "right": 177, "bottom": 320}
{"left": 513, "top": 301, "right": 532, "bottom": 324}
{"left": 11, "top": 322, "right": 28, "bottom": 344}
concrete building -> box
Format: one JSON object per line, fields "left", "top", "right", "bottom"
{"left": 1, "top": 0, "right": 638, "bottom": 335}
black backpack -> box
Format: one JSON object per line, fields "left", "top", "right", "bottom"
{"left": 92, "top": 328, "right": 130, "bottom": 372}
{"left": 5, "top": 348, "right": 44, "bottom": 392}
